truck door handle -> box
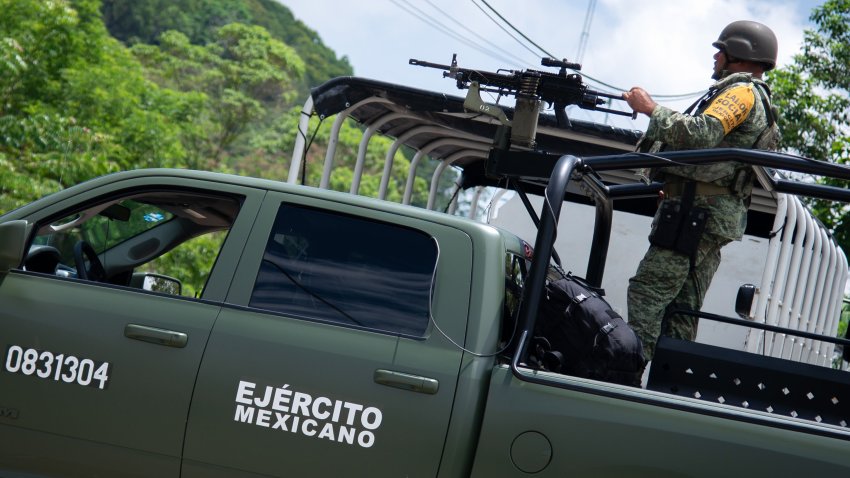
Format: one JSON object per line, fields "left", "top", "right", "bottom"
{"left": 124, "top": 324, "right": 188, "bottom": 348}
{"left": 374, "top": 369, "right": 439, "bottom": 395}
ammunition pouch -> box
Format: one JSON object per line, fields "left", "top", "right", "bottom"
{"left": 649, "top": 203, "right": 709, "bottom": 258}
{"left": 649, "top": 182, "right": 710, "bottom": 267}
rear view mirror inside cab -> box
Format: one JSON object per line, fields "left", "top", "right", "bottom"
{"left": 99, "top": 203, "right": 131, "bottom": 222}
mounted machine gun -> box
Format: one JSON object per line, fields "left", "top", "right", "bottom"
{"left": 409, "top": 54, "right": 636, "bottom": 149}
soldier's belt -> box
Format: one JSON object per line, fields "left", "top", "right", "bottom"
{"left": 664, "top": 181, "right": 732, "bottom": 198}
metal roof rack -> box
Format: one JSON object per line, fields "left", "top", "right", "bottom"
{"left": 287, "top": 77, "right": 821, "bottom": 228}
{"left": 288, "top": 76, "right": 642, "bottom": 206}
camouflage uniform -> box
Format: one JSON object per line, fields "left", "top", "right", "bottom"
{"left": 628, "top": 72, "right": 779, "bottom": 360}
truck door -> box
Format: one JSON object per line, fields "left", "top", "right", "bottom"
{"left": 182, "top": 194, "right": 473, "bottom": 477}
{"left": 0, "top": 178, "right": 262, "bottom": 476}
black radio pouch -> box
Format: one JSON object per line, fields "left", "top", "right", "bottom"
{"left": 649, "top": 182, "right": 709, "bottom": 268}
{"left": 675, "top": 207, "right": 709, "bottom": 257}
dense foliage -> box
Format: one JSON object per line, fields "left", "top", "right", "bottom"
{"left": 100, "top": 0, "right": 352, "bottom": 96}
{"left": 131, "top": 23, "right": 306, "bottom": 169}
{"left": 0, "top": 0, "right": 442, "bottom": 292}
{"left": 0, "top": 0, "right": 439, "bottom": 210}
{"left": 0, "top": 0, "right": 193, "bottom": 212}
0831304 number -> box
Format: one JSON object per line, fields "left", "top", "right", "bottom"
{"left": 4, "top": 345, "right": 110, "bottom": 390}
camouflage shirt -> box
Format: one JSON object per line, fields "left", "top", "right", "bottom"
{"left": 644, "top": 72, "right": 779, "bottom": 240}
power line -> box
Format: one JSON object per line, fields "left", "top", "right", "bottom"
{"left": 470, "top": 0, "right": 542, "bottom": 62}
{"left": 471, "top": 0, "right": 708, "bottom": 100}
{"left": 575, "top": 0, "right": 596, "bottom": 64}
{"left": 423, "top": 0, "right": 532, "bottom": 67}
{"left": 390, "top": 0, "right": 524, "bottom": 67}
{"left": 397, "top": 0, "right": 708, "bottom": 106}
{"left": 474, "top": 0, "right": 617, "bottom": 90}
{"left": 392, "top": 0, "right": 506, "bottom": 63}
{"left": 478, "top": 0, "right": 555, "bottom": 58}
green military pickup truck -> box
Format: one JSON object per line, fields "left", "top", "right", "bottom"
{"left": 1, "top": 76, "right": 849, "bottom": 476}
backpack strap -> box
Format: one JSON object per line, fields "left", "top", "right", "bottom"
{"left": 683, "top": 90, "right": 714, "bottom": 116}
{"left": 752, "top": 81, "right": 775, "bottom": 125}
{"left": 750, "top": 81, "right": 780, "bottom": 150}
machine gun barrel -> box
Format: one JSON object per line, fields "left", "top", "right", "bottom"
{"left": 595, "top": 90, "right": 628, "bottom": 101}
{"left": 411, "top": 57, "right": 523, "bottom": 91}
{"left": 408, "top": 58, "right": 453, "bottom": 72}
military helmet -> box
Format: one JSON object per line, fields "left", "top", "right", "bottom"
{"left": 712, "top": 21, "right": 778, "bottom": 70}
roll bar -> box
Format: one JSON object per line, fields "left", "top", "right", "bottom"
{"left": 511, "top": 149, "right": 850, "bottom": 379}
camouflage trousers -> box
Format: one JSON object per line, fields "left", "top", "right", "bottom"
{"left": 627, "top": 232, "right": 729, "bottom": 361}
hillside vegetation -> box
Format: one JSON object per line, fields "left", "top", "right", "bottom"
{"left": 0, "top": 0, "right": 434, "bottom": 215}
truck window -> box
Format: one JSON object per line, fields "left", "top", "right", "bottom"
{"left": 27, "top": 191, "right": 240, "bottom": 297}
{"left": 249, "top": 203, "right": 438, "bottom": 336}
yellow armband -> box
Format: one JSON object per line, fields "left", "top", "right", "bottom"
{"left": 704, "top": 84, "right": 755, "bottom": 134}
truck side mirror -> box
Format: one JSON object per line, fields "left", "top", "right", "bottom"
{"left": 131, "top": 272, "right": 182, "bottom": 296}
{"left": 735, "top": 284, "right": 756, "bottom": 320}
{"left": 0, "top": 220, "right": 29, "bottom": 274}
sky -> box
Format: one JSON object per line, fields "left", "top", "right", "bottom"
{"left": 278, "top": 0, "right": 824, "bottom": 131}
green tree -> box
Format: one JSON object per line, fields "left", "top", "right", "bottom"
{"left": 97, "top": 0, "right": 441, "bottom": 208}
{"left": 100, "top": 0, "right": 352, "bottom": 95}
{"left": 0, "top": 0, "right": 195, "bottom": 212}
{"left": 0, "top": 0, "right": 113, "bottom": 207}
{"left": 770, "top": 0, "right": 850, "bottom": 252}
{"left": 131, "top": 24, "right": 305, "bottom": 168}
{"left": 101, "top": 0, "right": 240, "bottom": 46}
{"left": 250, "top": 107, "right": 434, "bottom": 206}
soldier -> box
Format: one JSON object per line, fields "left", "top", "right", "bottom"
{"left": 622, "top": 20, "right": 781, "bottom": 361}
